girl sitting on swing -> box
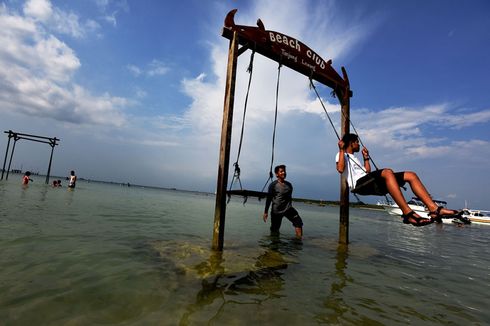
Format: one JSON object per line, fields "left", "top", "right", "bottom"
{"left": 335, "top": 133, "right": 461, "bottom": 226}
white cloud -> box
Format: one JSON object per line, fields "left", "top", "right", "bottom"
{"left": 181, "top": 72, "right": 224, "bottom": 137}
{"left": 127, "top": 60, "right": 170, "bottom": 77}
{"left": 50, "top": 9, "right": 99, "bottom": 39}
{"left": 127, "top": 64, "right": 142, "bottom": 77}
{"left": 103, "top": 12, "right": 117, "bottom": 27}
{"left": 23, "top": 0, "right": 100, "bottom": 39}
{"left": 23, "top": 0, "right": 52, "bottom": 22}
{"left": 94, "top": 0, "right": 130, "bottom": 28}
{"left": 147, "top": 60, "right": 169, "bottom": 76}
{"left": 135, "top": 88, "right": 147, "bottom": 99}
{"left": 442, "top": 109, "right": 490, "bottom": 129}
{"left": 0, "top": 1, "right": 127, "bottom": 126}
{"left": 94, "top": 0, "right": 110, "bottom": 11}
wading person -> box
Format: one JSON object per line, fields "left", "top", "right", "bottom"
{"left": 263, "top": 165, "right": 303, "bottom": 238}
{"left": 336, "top": 133, "right": 461, "bottom": 226}
{"left": 22, "top": 171, "right": 33, "bottom": 185}
{"left": 68, "top": 170, "right": 77, "bottom": 189}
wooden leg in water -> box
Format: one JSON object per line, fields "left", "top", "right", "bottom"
{"left": 212, "top": 31, "right": 238, "bottom": 251}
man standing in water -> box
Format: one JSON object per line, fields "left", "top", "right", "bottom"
{"left": 263, "top": 165, "right": 303, "bottom": 238}
{"left": 68, "top": 170, "right": 77, "bottom": 189}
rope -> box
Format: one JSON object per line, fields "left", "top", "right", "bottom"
{"left": 261, "top": 62, "right": 282, "bottom": 192}
{"left": 309, "top": 78, "right": 340, "bottom": 140}
{"left": 235, "top": 51, "right": 255, "bottom": 164}
{"left": 229, "top": 51, "right": 255, "bottom": 193}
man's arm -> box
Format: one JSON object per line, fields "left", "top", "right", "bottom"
{"left": 362, "top": 147, "right": 371, "bottom": 173}
{"left": 336, "top": 139, "right": 346, "bottom": 173}
{"left": 263, "top": 183, "right": 273, "bottom": 222}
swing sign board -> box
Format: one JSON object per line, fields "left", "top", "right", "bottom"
{"left": 222, "top": 9, "right": 350, "bottom": 98}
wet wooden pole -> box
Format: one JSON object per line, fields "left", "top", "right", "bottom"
{"left": 5, "top": 137, "right": 18, "bottom": 181}
{"left": 45, "top": 138, "right": 58, "bottom": 184}
{"left": 1, "top": 131, "right": 13, "bottom": 180}
{"left": 212, "top": 31, "right": 238, "bottom": 251}
{"left": 339, "top": 67, "right": 351, "bottom": 245}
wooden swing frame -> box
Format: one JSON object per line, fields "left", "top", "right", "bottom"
{"left": 213, "top": 10, "right": 352, "bottom": 250}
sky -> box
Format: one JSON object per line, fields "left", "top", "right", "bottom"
{"left": 1, "top": 0, "right": 489, "bottom": 209}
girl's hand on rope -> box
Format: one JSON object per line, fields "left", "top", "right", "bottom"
{"left": 338, "top": 139, "right": 345, "bottom": 150}
{"left": 263, "top": 213, "right": 268, "bottom": 223}
{"left": 362, "top": 147, "right": 369, "bottom": 160}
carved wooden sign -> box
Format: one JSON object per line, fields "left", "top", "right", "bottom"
{"left": 222, "top": 9, "right": 350, "bottom": 99}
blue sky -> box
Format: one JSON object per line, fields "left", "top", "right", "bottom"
{"left": 1, "top": 0, "right": 489, "bottom": 209}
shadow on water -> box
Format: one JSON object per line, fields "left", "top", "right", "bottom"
{"left": 179, "top": 234, "right": 303, "bottom": 325}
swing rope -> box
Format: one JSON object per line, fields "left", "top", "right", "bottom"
{"left": 308, "top": 78, "right": 340, "bottom": 140}
{"left": 229, "top": 50, "right": 255, "bottom": 193}
{"left": 261, "top": 62, "right": 282, "bottom": 193}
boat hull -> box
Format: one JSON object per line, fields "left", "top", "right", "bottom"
{"left": 462, "top": 209, "right": 490, "bottom": 225}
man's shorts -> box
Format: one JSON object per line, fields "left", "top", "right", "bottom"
{"left": 351, "top": 169, "right": 406, "bottom": 196}
{"left": 271, "top": 207, "right": 303, "bottom": 232}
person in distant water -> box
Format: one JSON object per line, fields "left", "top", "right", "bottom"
{"left": 57, "top": 180, "right": 62, "bottom": 187}
{"left": 336, "top": 133, "right": 461, "bottom": 226}
{"left": 263, "top": 165, "right": 303, "bottom": 238}
{"left": 68, "top": 170, "right": 77, "bottom": 188}
{"left": 22, "top": 171, "right": 33, "bottom": 185}
{"left": 52, "top": 180, "right": 58, "bottom": 187}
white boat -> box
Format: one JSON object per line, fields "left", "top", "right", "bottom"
{"left": 377, "top": 197, "right": 469, "bottom": 225}
{"left": 461, "top": 209, "right": 490, "bottom": 225}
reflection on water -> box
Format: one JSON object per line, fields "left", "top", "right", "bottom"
{"left": 318, "top": 244, "right": 349, "bottom": 324}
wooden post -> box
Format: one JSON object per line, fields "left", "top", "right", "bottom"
{"left": 1, "top": 131, "right": 12, "bottom": 180}
{"left": 339, "top": 67, "right": 351, "bottom": 245}
{"left": 212, "top": 31, "right": 238, "bottom": 251}
{"left": 5, "top": 137, "right": 17, "bottom": 181}
{"left": 45, "top": 139, "right": 56, "bottom": 184}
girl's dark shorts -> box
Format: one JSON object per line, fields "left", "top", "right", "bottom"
{"left": 271, "top": 207, "right": 303, "bottom": 232}
{"left": 352, "top": 169, "right": 406, "bottom": 196}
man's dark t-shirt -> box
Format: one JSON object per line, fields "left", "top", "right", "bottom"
{"left": 264, "top": 180, "right": 293, "bottom": 215}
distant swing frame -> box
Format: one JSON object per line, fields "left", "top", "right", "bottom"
{"left": 1, "top": 130, "right": 60, "bottom": 184}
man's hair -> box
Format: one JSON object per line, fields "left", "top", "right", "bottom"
{"left": 341, "top": 133, "right": 358, "bottom": 148}
{"left": 274, "top": 164, "right": 286, "bottom": 173}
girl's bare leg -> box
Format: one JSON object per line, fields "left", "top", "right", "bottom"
{"left": 403, "top": 171, "right": 456, "bottom": 215}
{"left": 381, "top": 169, "right": 412, "bottom": 214}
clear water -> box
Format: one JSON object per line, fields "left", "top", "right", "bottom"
{"left": 0, "top": 178, "right": 489, "bottom": 325}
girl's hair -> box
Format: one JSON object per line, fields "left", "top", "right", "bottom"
{"left": 274, "top": 164, "right": 286, "bottom": 173}
{"left": 341, "top": 133, "right": 358, "bottom": 148}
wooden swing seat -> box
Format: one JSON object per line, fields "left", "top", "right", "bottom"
{"left": 226, "top": 189, "right": 268, "bottom": 199}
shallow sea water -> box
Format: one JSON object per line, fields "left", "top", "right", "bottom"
{"left": 0, "top": 178, "right": 489, "bottom": 325}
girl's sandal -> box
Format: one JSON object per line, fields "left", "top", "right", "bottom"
{"left": 401, "top": 211, "right": 434, "bottom": 227}
{"left": 429, "top": 206, "right": 462, "bottom": 223}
